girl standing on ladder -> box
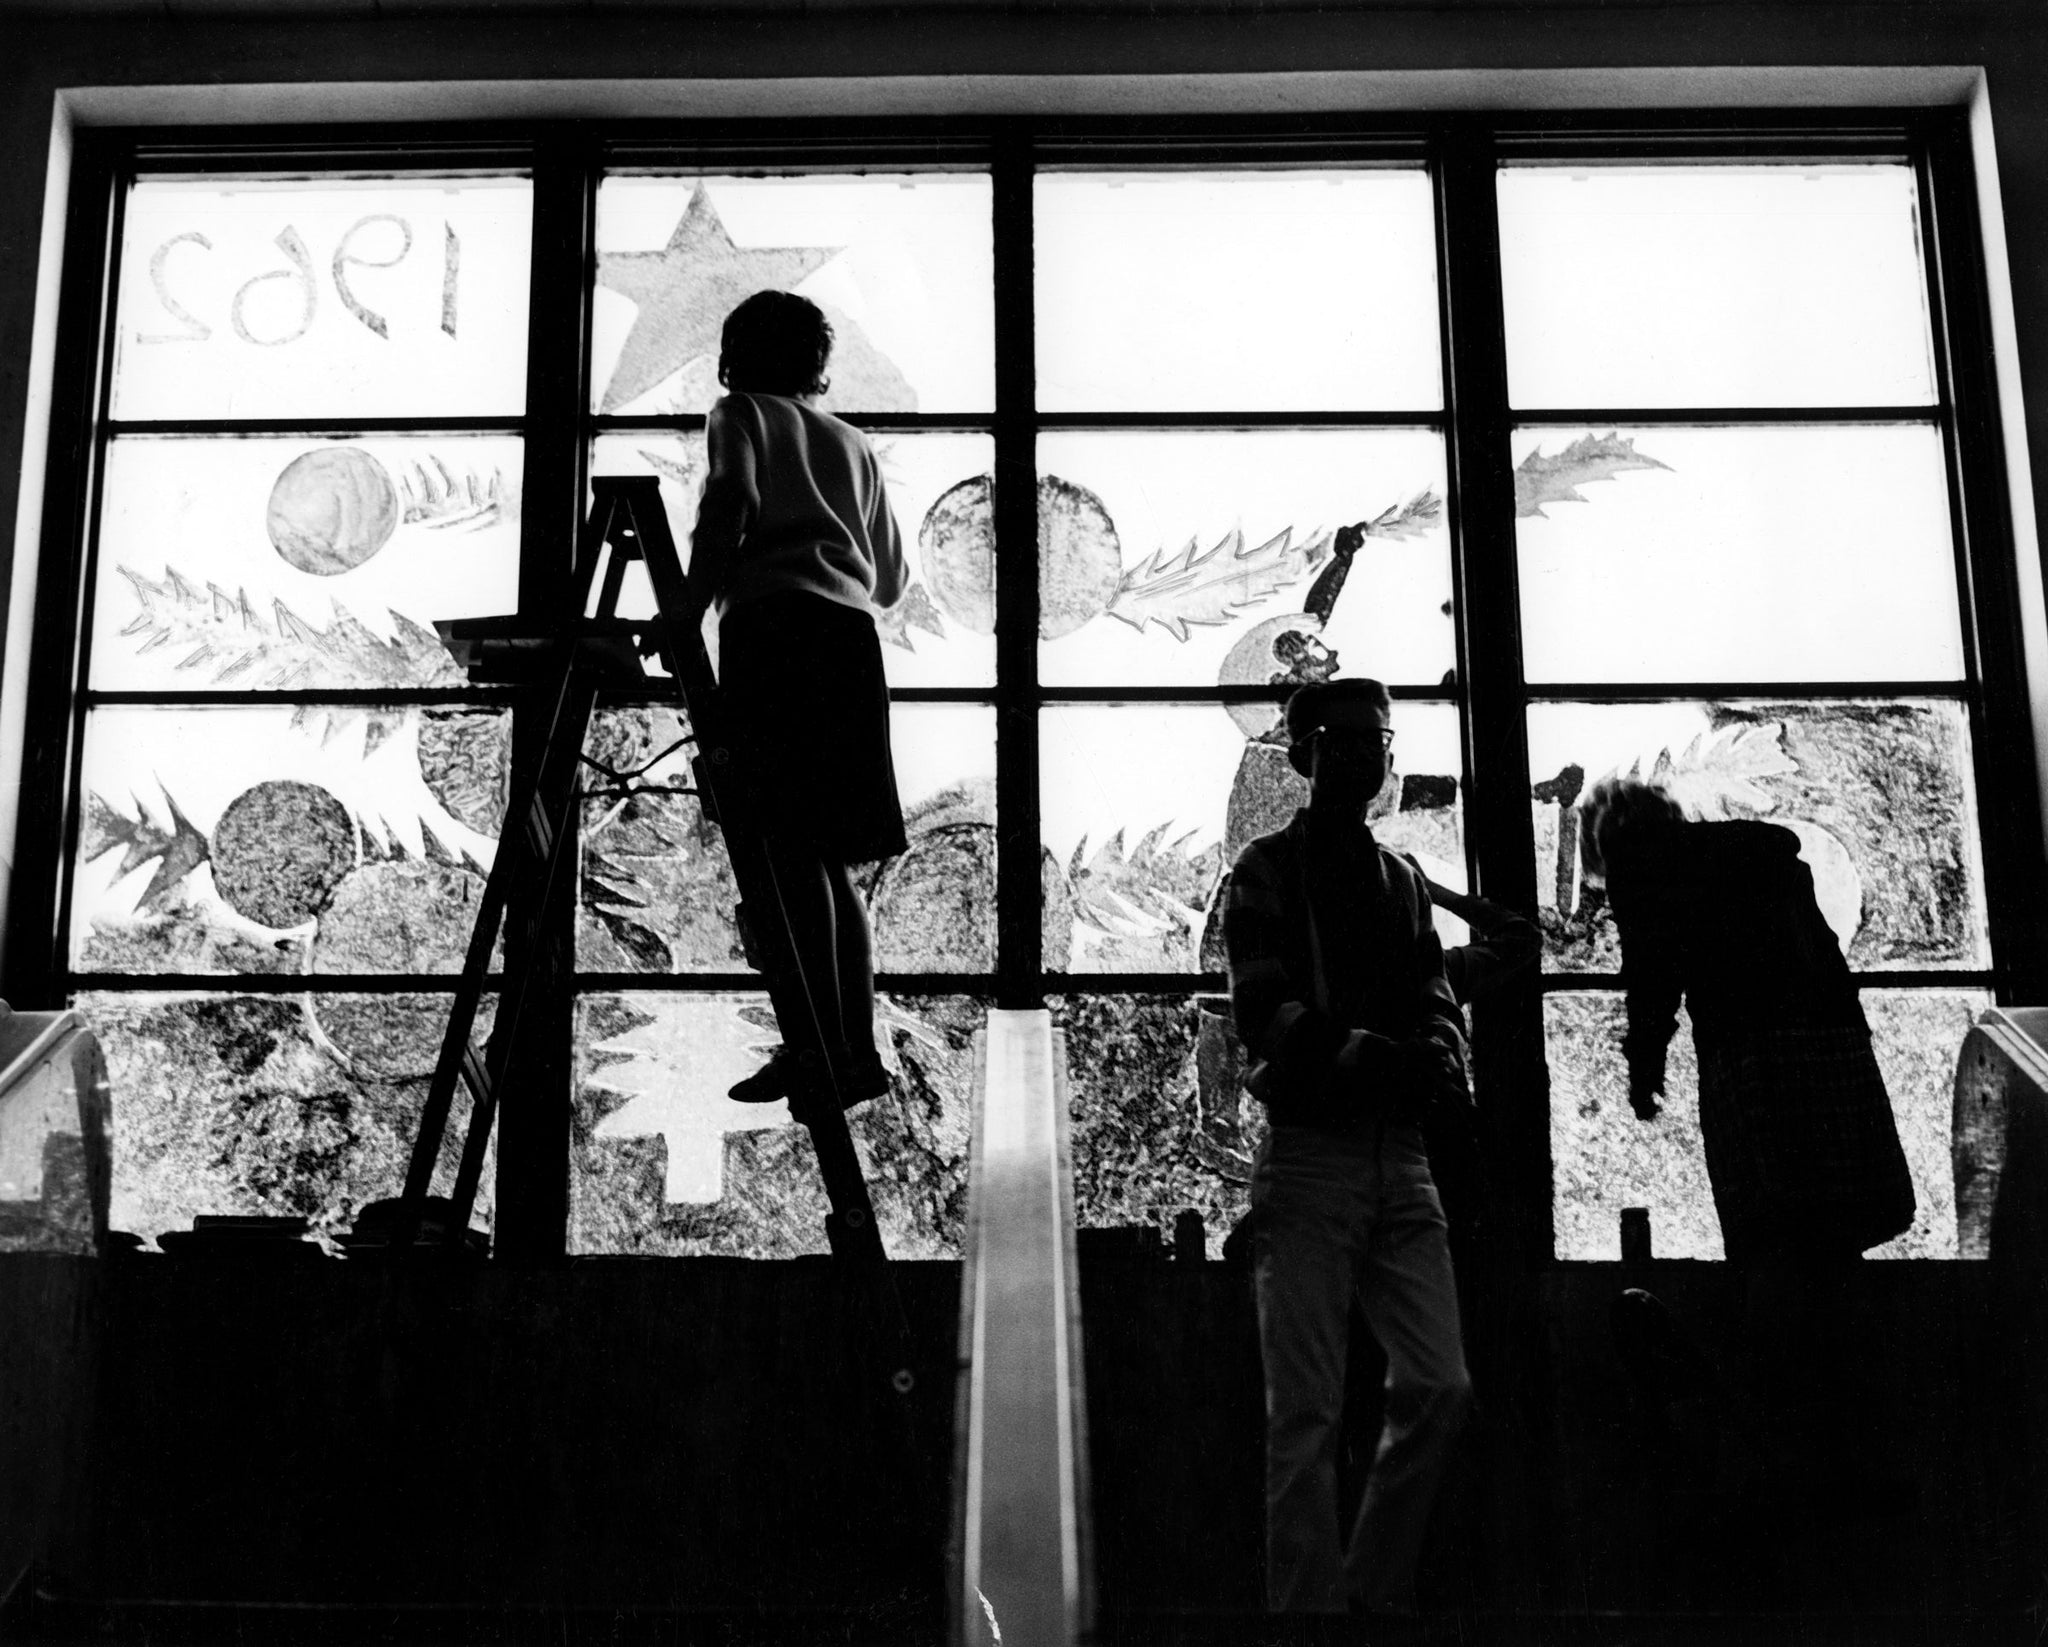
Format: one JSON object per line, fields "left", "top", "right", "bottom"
{"left": 681, "top": 289, "right": 909, "bottom": 1111}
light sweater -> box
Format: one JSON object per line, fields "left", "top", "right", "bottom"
{"left": 704, "top": 392, "right": 908, "bottom": 617}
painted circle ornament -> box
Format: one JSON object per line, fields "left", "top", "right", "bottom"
{"left": 266, "top": 446, "right": 400, "bottom": 575}
{"left": 210, "top": 779, "right": 356, "bottom": 929}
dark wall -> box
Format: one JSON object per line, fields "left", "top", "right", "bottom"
{"left": 13, "top": 1255, "right": 958, "bottom": 1617}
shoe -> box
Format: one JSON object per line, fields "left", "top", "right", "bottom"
{"left": 728, "top": 1045, "right": 825, "bottom": 1105}
{"left": 836, "top": 1044, "right": 892, "bottom": 1104}
{"left": 788, "top": 1046, "right": 892, "bottom": 1124}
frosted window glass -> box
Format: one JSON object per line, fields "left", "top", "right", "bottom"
{"left": 91, "top": 435, "right": 521, "bottom": 693}
{"left": 590, "top": 432, "right": 996, "bottom": 689}
{"left": 78, "top": 989, "right": 497, "bottom": 1251}
{"left": 577, "top": 704, "right": 996, "bottom": 976}
{"left": 1499, "top": 164, "right": 1936, "bottom": 410}
{"left": 1548, "top": 989, "right": 1984, "bottom": 1260}
{"left": 1055, "top": 994, "right": 1256, "bottom": 1255}
{"left": 1035, "top": 171, "right": 1441, "bottom": 412}
{"left": 1515, "top": 425, "right": 1963, "bottom": 684}
{"left": 592, "top": 174, "right": 993, "bottom": 416}
{"left": 1527, "top": 700, "right": 1988, "bottom": 974}
{"left": 74, "top": 706, "right": 505, "bottom": 974}
{"left": 570, "top": 990, "right": 981, "bottom": 1257}
{"left": 112, "top": 176, "right": 532, "bottom": 421}
{"left": 1041, "top": 702, "right": 1465, "bottom": 973}
{"left": 1034, "top": 431, "right": 1453, "bottom": 688}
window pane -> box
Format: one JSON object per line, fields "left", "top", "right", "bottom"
{"left": 1035, "top": 431, "right": 1453, "bottom": 688}
{"left": 1054, "top": 993, "right": 1256, "bottom": 1256}
{"left": 75, "top": 706, "right": 505, "bottom": 974}
{"left": 1042, "top": 702, "right": 1466, "bottom": 973}
{"left": 570, "top": 989, "right": 981, "bottom": 1257}
{"left": 1515, "top": 425, "right": 1963, "bottom": 684}
{"left": 1499, "top": 163, "right": 1936, "bottom": 410}
{"left": 578, "top": 704, "right": 995, "bottom": 976}
{"left": 1528, "top": 700, "right": 1988, "bottom": 974}
{"left": 77, "top": 989, "right": 497, "bottom": 1251}
{"left": 112, "top": 176, "right": 532, "bottom": 421}
{"left": 1035, "top": 170, "right": 1441, "bottom": 412}
{"left": 1548, "top": 988, "right": 1985, "bottom": 1260}
{"left": 592, "top": 174, "right": 992, "bottom": 416}
{"left": 591, "top": 432, "right": 996, "bottom": 689}
{"left": 91, "top": 435, "right": 521, "bottom": 693}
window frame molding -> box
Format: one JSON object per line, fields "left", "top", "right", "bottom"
{"left": 9, "top": 102, "right": 2038, "bottom": 1263}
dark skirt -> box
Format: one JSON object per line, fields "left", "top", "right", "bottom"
{"left": 1696, "top": 1020, "right": 1917, "bottom": 1260}
{"left": 715, "top": 591, "right": 908, "bottom": 863}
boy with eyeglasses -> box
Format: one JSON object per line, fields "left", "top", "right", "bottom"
{"left": 1222, "top": 677, "right": 1474, "bottom": 1621}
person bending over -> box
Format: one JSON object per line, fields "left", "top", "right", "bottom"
{"left": 682, "top": 290, "right": 908, "bottom": 1109}
{"left": 1223, "top": 677, "right": 1475, "bottom": 1619}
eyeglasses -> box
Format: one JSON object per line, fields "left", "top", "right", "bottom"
{"left": 1310, "top": 726, "right": 1396, "bottom": 752}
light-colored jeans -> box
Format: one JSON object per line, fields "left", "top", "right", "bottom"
{"left": 1252, "top": 1122, "right": 1472, "bottom": 1615}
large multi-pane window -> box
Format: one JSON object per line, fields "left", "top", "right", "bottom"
{"left": 14, "top": 119, "right": 2036, "bottom": 1262}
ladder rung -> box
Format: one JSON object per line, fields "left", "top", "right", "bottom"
{"left": 459, "top": 1039, "right": 494, "bottom": 1106}
{"left": 524, "top": 797, "right": 555, "bottom": 860}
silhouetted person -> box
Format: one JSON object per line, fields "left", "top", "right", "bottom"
{"left": 1583, "top": 776, "right": 1917, "bottom": 1586}
{"left": 1581, "top": 776, "right": 1913, "bottom": 1263}
{"left": 1223, "top": 678, "right": 1474, "bottom": 1619}
{"left": 683, "top": 290, "right": 908, "bottom": 1109}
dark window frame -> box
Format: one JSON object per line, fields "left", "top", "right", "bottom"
{"left": 12, "top": 109, "right": 2036, "bottom": 1261}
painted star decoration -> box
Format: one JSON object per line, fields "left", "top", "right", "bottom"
{"left": 595, "top": 187, "right": 841, "bottom": 414}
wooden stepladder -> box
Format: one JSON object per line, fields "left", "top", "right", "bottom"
{"left": 352, "top": 476, "right": 888, "bottom": 1263}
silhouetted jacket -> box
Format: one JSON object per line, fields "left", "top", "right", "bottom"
{"left": 1223, "top": 809, "right": 1467, "bottom": 1132}
{"left": 1605, "top": 818, "right": 1866, "bottom": 1089}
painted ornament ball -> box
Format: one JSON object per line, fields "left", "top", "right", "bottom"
{"left": 210, "top": 780, "right": 356, "bottom": 930}
{"left": 266, "top": 446, "right": 400, "bottom": 576}
{"left": 917, "top": 473, "right": 1122, "bottom": 641}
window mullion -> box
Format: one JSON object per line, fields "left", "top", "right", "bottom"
{"left": 992, "top": 122, "right": 1041, "bottom": 1009}
{"left": 493, "top": 135, "right": 596, "bottom": 1262}
{"left": 1437, "top": 123, "right": 1552, "bottom": 1262}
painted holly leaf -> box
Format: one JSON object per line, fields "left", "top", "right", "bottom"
{"left": 1630, "top": 721, "right": 1798, "bottom": 820}
{"left": 582, "top": 839, "right": 681, "bottom": 973}
{"left": 1514, "top": 433, "right": 1670, "bottom": 518}
{"left": 397, "top": 458, "right": 519, "bottom": 533}
{"left": 593, "top": 908, "right": 673, "bottom": 973}
{"left": 877, "top": 581, "right": 947, "bottom": 652}
{"left": 1068, "top": 823, "right": 1225, "bottom": 942}
{"left": 81, "top": 788, "right": 210, "bottom": 911}
{"left": 636, "top": 444, "right": 705, "bottom": 501}
{"left": 119, "top": 565, "right": 461, "bottom": 692}
{"left": 1104, "top": 525, "right": 1334, "bottom": 641}
{"left": 118, "top": 563, "right": 466, "bottom": 752}
{"left": 578, "top": 787, "right": 744, "bottom": 972}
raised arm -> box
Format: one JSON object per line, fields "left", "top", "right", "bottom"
{"left": 1424, "top": 877, "right": 1541, "bottom": 1007}
{"left": 1610, "top": 880, "right": 1682, "bottom": 1120}
{"left": 682, "top": 397, "right": 760, "bottom": 618}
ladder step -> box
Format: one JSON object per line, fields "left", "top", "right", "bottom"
{"left": 460, "top": 1039, "right": 494, "bottom": 1108}
{"left": 524, "top": 796, "right": 555, "bottom": 860}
